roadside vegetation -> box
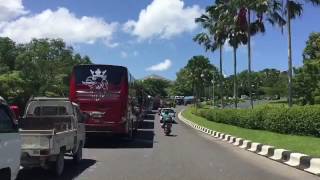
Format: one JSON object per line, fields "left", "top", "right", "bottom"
{"left": 0, "top": 37, "right": 92, "bottom": 108}
{"left": 182, "top": 107, "right": 320, "bottom": 157}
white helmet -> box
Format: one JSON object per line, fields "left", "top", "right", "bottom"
{"left": 0, "top": 96, "right": 7, "bottom": 105}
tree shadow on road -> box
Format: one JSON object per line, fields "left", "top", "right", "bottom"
{"left": 17, "top": 159, "right": 96, "bottom": 180}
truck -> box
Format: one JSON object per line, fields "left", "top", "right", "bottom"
{"left": 0, "top": 96, "right": 21, "bottom": 180}
{"left": 19, "top": 97, "right": 87, "bottom": 176}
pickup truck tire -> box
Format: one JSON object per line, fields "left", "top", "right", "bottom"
{"left": 73, "top": 143, "right": 83, "bottom": 164}
{"left": 53, "top": 150, "right": 65, "bottom": 176}
{"left": 0, "top": 168, "right": 11, "bottom": 180}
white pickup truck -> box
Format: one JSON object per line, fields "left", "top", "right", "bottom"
{"left": 19, "top": 97, "right": 86, "bottom": 176}
{"left": 0, "top": 97, "right": 21, "bottom": 180}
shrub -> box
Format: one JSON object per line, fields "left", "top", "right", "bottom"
{"left": 193, "top": 105, "right": 320, "bottom": 137}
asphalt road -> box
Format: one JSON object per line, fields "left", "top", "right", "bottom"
{"left": 17, "top": 106, "right": 319, "bottom": 180}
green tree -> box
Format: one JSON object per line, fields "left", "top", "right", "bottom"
{"left": 280, "top": 0, "right": 320, "bottom": 107}
{"left": 0, "top": 37, "right": 92, "bottom": 107}
{"left": 185, "top": 55, "right": 218, "bottom": 106}
{"left": 294, "top": 60, "right": 320, "bottom": 104}
{"left": 170, "top": 68, "right": 193, "bottom": 96}
{"left": 0, "top": 37, "right": 17, "bottom": 72}
{"left": 303, "top": 32, "right": 320, "bottom": 61}
{"left": 194, "top": 1, "right": 228, "bottom": 108}
{"left": 139, "top": 78, "right": 171, "bottom": 98}
{"left": 294, "top": 32, "right": 320, "bottom": 104}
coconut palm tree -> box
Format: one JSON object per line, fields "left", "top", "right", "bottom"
{"left": 230, "top": 0, "right": 284, "bottom": 108}
{"left": 282, "top": 0, "right": 320, "bottom": 107}
{"left": 263, "top": 0, "right": 319, "bottom": 107}
{"left": 217, "top": 1, "right": 249, "bottom": 108}
{"left": 194, "top": 2, "right": 228, "bottom": 108}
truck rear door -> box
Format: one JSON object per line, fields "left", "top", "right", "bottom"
{"left": 0, "top": 104, "right": 21, "bottom": 178}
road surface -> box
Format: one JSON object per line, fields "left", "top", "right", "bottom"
{"left": 18, "top": 106, "right": 319, "bottom": 180}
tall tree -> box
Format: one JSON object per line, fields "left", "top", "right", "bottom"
{"left": 185, "top": 56, "right": 216, "bottom": 106}
{"left": 221, "top": 1, "right": 248, "bottom": 108}
{"left": 281, "top": 0, "right": 320, "bottom": 107}
{"left": 194, "top": 1, "right": 228, "bottom": 108}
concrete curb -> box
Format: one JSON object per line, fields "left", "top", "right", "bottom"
{"left": 178, "top": 110, "right": 320, "bottom": 177}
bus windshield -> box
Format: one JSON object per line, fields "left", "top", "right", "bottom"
{"left": 74, "top": 65, "right": 127, "bottom": 91}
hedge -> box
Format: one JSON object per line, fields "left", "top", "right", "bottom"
{"left": 194, "top": 105, "right": 320, "bottom": 137}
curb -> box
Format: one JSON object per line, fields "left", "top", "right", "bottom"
{"left": 178, "top": 110, "right": 320, "bottom": 176}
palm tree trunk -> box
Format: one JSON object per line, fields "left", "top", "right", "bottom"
{"left": 219, "top": 45, "right": 224, "bottom": 108}
{"left": 247, "top": 9, "right": 253, "bottom": 109}
{"left": 233, "top": 47, "right": 238, "bottom": 109}
{"left": 287, "top": 0, "right": 293, "bottom": 107}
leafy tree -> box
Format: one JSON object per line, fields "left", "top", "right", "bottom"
{"left": 0, "top": 37, "right": 92, "bottom": 107}
{"left": 184, "top": 56, "right": 219, "bottom": 106}
{"left": 0, "top": 37, "right": 17, "bottom": 72}
{"left": 303, "top": 32, "right": 320, "bottom": 61}
{"left": 194, "top": 1, "right": 228, "bottom": 108}
{"left": 139, "top": 78, "right": 171, "bottom": 98}
{"left": 170, "top": 68, "right": 193, "bottom": 96}
{"left": 277, "top": 0, "right": 320, "bottom": 107}
{"left": 293, "top": 60, "right": 320, "bottom": 104}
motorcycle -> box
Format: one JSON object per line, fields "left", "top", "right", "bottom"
{"left": 162, "top": 116, "right": 173, "bottom": 136}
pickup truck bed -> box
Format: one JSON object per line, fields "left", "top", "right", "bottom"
{"left": 19, "top": 116, "right": 73, "bottom": 132}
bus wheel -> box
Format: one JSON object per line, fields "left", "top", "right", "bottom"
{"left": 125, "top": 119, "right": 134, "bottom": 141}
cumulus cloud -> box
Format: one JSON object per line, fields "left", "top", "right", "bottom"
{"left": 133, "top": 51, "right": 139, "bottom": 56}
{"left": 123, "top": 0, "right": 202, "bottom": 40}
{"left": 146, "top": 59, "right": 172, "bottom": 71}
{"left": 120, "top": 51, "right": 128, "bottom": 58}
{"left": 0, "top": 7, "right": 118, "bottom": 44}
{"left": 0, "top": 0, "right": 28, "bottom": 21}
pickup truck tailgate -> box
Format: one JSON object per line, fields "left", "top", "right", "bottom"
{"left": 20, "top": 130, "right": 53, "bottom": 150}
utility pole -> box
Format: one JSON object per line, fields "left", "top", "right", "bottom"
{"left": 212, "top": 78, "right": 215, "bottom": 108}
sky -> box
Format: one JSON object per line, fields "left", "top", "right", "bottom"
{"left": 0, "top": 0, "right": 320, "bottom": 80}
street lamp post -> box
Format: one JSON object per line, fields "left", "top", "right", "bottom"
{"left": 211, "top": 79, "right": 215, "bottom": 108}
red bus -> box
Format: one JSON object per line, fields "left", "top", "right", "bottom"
{"left": 69, "top": 64, "right": 141, "bottom": 138}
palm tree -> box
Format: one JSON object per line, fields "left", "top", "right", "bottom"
{"left": 194, "top": 2, "right": 228, "bottom": 108}
{"left": 284, "top": 0, "right": 320, "bottom": 107}
{"left": 217, "top": 1, "right": 248, "bottom": 108}
{"left": 263, "top": 0, "right": 319, "bottom": 107}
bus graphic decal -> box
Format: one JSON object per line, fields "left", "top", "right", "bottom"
{"left": 82, "top": 68, "right": 108, "bottom": 100}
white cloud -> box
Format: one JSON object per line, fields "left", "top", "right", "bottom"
{"left": 120, "top": 51, "right": 128, "bottom": 58}
{"left": 124, "top": 0, "right": 202, "bottom": 40}
{"left": 146, "top": 59, "right": 172, "bottom": 71}
{"left": 0, "top": 0, "right": 28, "bottom": 21}
{"left": 0, "top": 7, "right": 118, "bottom": 44}
{"left": 133, "top": 51, "right": 139, "bottom": 56}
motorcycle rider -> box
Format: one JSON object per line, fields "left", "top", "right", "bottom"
{"left": 161, "top": 109, "right": 172, "bottom": 129}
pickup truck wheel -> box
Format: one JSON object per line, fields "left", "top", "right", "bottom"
{"left": 53, "top": 151, "right": 64, "bottom": 176}
{"left": 73, "top": 143, "right": 83, "bottom": 164}
{"left": 0, "top": 168, "right": 11, "bottom": 180}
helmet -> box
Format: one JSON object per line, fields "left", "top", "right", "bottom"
{"left": 0, "top": 96, "right": 7, "bottom": 105}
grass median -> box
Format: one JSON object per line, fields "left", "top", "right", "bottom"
{"left": 182, "top": 107, "right": 320, "bottom": 157}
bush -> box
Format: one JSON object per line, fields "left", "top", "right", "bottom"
{"left": 193, "top": 105, "right": 320, "bottom": 137}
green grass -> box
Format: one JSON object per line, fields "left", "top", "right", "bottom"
{"left": 182, "top": 107, "right": 320, "bottom": 157}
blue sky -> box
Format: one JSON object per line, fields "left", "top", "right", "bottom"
{"left": 1, "top": 0, "right": 320, "bottom": 80}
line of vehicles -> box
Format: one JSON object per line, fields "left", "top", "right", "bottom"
{"left": 0, "top": 64, "right": 154, "bottom": 179}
